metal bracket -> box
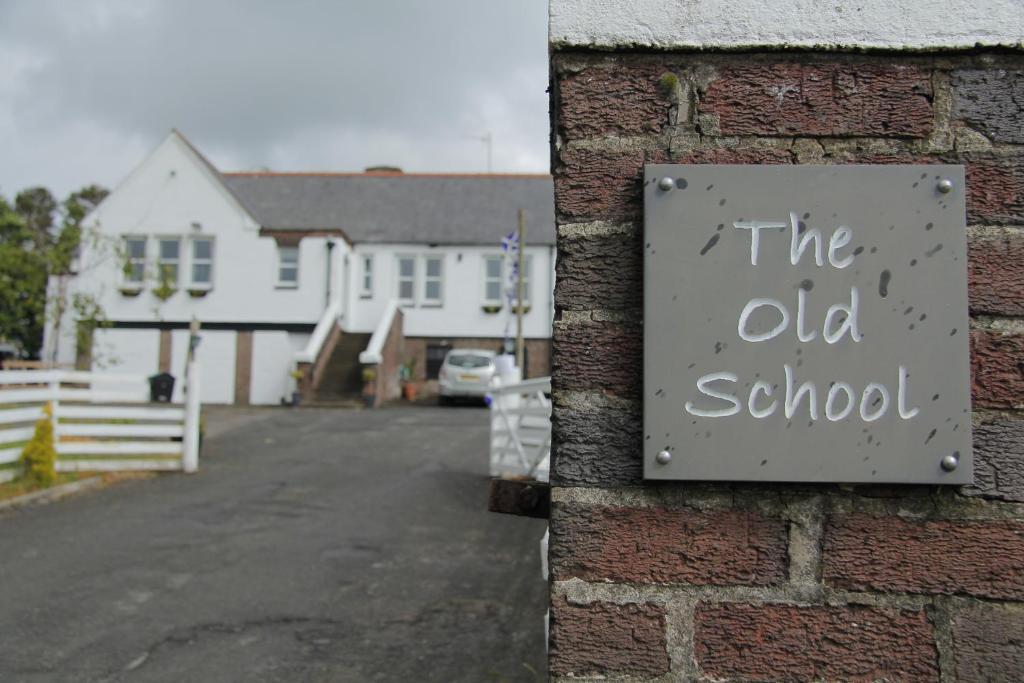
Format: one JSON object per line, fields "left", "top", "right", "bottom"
{"left": 487, "top": 478, "right": 550, "bottom": 519}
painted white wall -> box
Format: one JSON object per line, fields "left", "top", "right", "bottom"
{"left": 251, "top": 331, "right": 296, "bottom": 405}
{"left": 170, "top": 329, "right": 235, "bottom": 404}
{"left": 50, "top": 131, "right": 345, "bottom": 338}
{"left": 91, "top": 329, "right": 160, "bottom": 374}
{"left": 344, "top": 244, "right": 555, "bottom": 340}
{"left": 550, "top": 0, "right": 1024, "bottom": 50}
{"left": 43, "top": 131, "right": 555, "bottom": 402}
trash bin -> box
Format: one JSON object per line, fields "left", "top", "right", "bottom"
{"left": 149, "top": 373, "right": 175, "bottom": 403}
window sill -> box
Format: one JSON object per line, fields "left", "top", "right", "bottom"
{"left": 420, "top": 302, "right": 443, "bottom": 308}
{"left": 275, "top": 283, "right": 299, "bottom": 290}
{"left": 187, "top": 287, "right": 212, "bottom": 298}
{"left": 359, "top": 294, "right": 373, "bottom": 300}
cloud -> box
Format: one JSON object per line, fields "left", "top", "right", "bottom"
{"left": 0, "top": 0, "right": 550, "bottom": 198}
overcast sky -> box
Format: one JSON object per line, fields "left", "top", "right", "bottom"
{"left": 0, "top": 0, "right": 550, "bottom": 200}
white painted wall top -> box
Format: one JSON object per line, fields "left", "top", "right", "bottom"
{"left": 549, "top": 0, "right": 1024, "bottom": 50}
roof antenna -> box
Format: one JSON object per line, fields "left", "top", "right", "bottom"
{"left": 467, "top": 131, "right": 493, "bottom": 173}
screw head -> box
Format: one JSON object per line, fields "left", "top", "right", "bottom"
{"left": 940, "top": 453, "right": 959, "bottom": 472}
{"left": 655, "top": 450, "right": 672, "bottom": 465}
{"left": 937, "top": 178, "right": 954, "bottom": 194}
{"left": 657, "top": 177, "right": 675, "bottom": 192}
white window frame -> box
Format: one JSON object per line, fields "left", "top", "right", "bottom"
{"left": 189, "top": 237, "right": 214, "bottom": 290}
{"left": 277, "top": 244, "right": 299, "bottom": 288}
{"left": 422, "top": 255, "right": 444, "bottom": 307}
{"left": 359, "top": 254, "right": 374, "bottom": 299}
{"left": 396, "top": 255, "right": 416, "bottom": 305}
{"left": 122, "top": 236, "right": 147, "bottom": 287}
{"left": 482, "top": 254, "right": 504, "bottom": 306}
{"left": 156, "top": 237, "right": 181, "bottom": 289}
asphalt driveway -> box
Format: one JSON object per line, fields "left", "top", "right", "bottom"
{"left": 0, "top": 406, "right": 548, "bottom": 682}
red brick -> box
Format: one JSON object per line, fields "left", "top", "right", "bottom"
{"left": 559, "top": 65, "right": 672, "bottom": 139}
{"left": 971, "top": 328, "right": 1024, "bottom": 410}
{"left": 552, "top": 320, "right": 641, "bottom": 397}
{"left": 701, "top": 63, "right": 934, "bottom": 137}
{"left": 953, "top": 604, "right": 1024, "bottom": 681}
{"left": 550, "top": 505, "right": 788, "bottom": 585}
{"left": 695, "top": 603, "right": 938, "bottom": 682}
{"left": 969, "top": 233, "right": 1024, "bottom": 316}
{"left": 966, "top": 155, "right": 1024, "bottom": 224}
{"left": 549, "top": 597, "right": 669, "bottom": 677}
{"left": 554, "top": 146, "right": 665, "bottom": 220}
{"left": 823, "top": 513, "right": 1024, "bottom": 599}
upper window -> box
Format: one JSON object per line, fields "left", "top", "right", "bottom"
{"left": 123, "top": 237, "right": 146, "bottom": 285}
{"left": 190, "top": 238, "right": 214, "bottom": 288}
{"left": 397, "top": 256, "right": 416, "bottom": 304}
{"left": 157, "top": 238, "right": 181, "bottom": 288}
{"left": 422, "top": 256, "right": 443, "bottom": 306}
{"left": 360, "top": 254, "right": 373, "bottom": 298}
{"left": 483, "top": 255, "right": 503, "bottom": 305}
{"left": 278, "top": 245, "right": 299, "bottom": 287}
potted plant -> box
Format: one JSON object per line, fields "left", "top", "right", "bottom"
{"left": 361, "top": 367, "right": 377, "bottom": 408}
{"left": 400, "top": 357, "right": 419, "bottom": 401}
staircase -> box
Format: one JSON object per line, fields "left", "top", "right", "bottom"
{"left": 311, "top": 332, "right": 372, "bottom": 403}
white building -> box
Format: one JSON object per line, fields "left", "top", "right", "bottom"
{"left": 44, "top": 131, "right": 555, "bottom": 404}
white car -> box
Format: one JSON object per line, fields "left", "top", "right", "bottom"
{"left": 438, "top": 349, "right": 497, "bottom": 404}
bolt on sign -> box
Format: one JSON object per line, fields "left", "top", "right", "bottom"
{"left": 643, "top": 165, "right": 972, "bottom": 484}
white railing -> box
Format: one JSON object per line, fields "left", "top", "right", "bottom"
{"left": 295, "top": 299, "right": 342, "bottom": 364}
{"left": 0, "top": 366, "right": 201, "bottom": 483}
{"left": 489, "top": 376, "right": 551, "bottom": 481}
{"left": 359, "top": 299, "right": 400, "bottom": 364}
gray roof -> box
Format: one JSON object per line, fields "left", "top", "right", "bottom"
{"left": 221, "top": 173, "right": 555, "bottom": 246}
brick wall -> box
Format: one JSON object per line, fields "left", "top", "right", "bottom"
{"left": 549, "top": 51, "right": 1024, "bottom": 680}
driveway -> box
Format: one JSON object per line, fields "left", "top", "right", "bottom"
{"left": 0, "top": 406, "right": 548, "bottom": 682}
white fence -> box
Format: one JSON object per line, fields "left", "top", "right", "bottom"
{"left": 0, "top": 364, "right": 200, "bottom": 484}
{"left": 489, "top": 377, "right": 551, "bottom": 481}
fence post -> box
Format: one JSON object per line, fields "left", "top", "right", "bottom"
{"left": 49, "top": 373, "right": 60, "bottom": 451}
{"left": 181, "top": 359, "right": 200, "bottom": 473}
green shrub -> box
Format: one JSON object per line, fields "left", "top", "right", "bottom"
{"left": 21, "top": 403, "right": 56, "bottom": 487}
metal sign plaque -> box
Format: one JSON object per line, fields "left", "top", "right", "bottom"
{"left": 644, "top": 165, "right": 972, "bottom": 484}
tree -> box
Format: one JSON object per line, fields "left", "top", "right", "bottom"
{"left": 14, "top": 187, "right": 57, "bottom": 252}
{"left": 0, "top": 184, "right": 110, "bottom": 359}
{"left": 21, "top": 403, "right": 56, "bottom": 487}
{"left": 0, "top": 197, "right": 47, "bottom": 355}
